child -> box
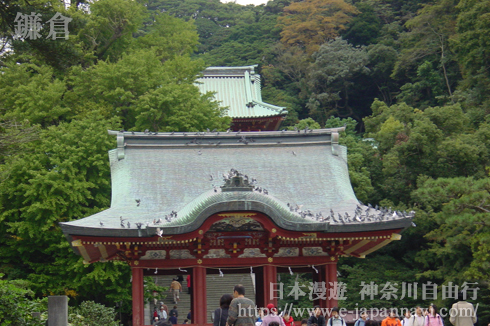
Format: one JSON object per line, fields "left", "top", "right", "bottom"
{"left": 283, "top": 312, "right": 294, "bottom": 326}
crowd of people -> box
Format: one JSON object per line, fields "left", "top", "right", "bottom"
{"left": 153, "top": 282, "right": 479, "bottom": 326}
{"left": 220, "top": 285, "right": 478, "bottom": 326}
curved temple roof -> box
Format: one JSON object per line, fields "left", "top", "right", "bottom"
{"left": 195, "top": 65, "right": 288, "bottom": 118}
{"left": 60, "top": 128, "right": 413, "bottom": 239}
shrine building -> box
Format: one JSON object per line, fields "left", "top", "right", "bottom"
{"left": 195, "top": 65, "right": 288, "bottom": 131}
{"left": 60, "top": 128, "right": 414, "bottom": 326}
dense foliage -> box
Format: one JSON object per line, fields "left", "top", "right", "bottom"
{"left": 1, "top": 0, "right": 490, "bottom": 324}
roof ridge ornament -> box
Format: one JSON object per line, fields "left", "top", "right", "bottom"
{"left": 221, "top": 169, "right": 255, "bottom": 192}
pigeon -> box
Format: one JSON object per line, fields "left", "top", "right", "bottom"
{"left": 99, "top": 221, "right": 104, "bottom": 227}
{"left": 136, "top": 223, "right": 143, "bottom": 229}
{"left": 227, "top": 129, "right": 231, "bottom": 133}
{"left": 120, "top": 221, "right": 125, "bottom": 228}
{"left": 135, "top": 199, "right": 141, "bottom": 207}
{"left": 209, "top": 175, "right": 213, "bottom": 181}
{"left": 156, "top": 228, "right": 163, "bottom": 237}
{"left": 263, "top": 189, "right": 268, "bottom": 195}
{"left": 127, "top": 222, "right": 131, "bottom": 228}
{"left": 120, "top": 216, "right": 126, "bottom": 222}
{"left": 411, "top": 222, "right": 417, "bottom": 227}
{"left": 144, "top": 129, "right": 149, "bottom": 134}
{"left": 198, "top": 150, "right": 202, "bottom": 155}
{"left": 338, "top": 213, "right": 345, "bottom": 224}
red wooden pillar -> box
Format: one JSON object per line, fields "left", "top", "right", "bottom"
{"left": 193, "top": 266, "right": 207, "bottom": 325}
{"left": 316, "top": 265, "right": 326, "bottom": 309}
{"left": 263, "top": 265, "right": 277, "bottom": 307}
{"left": 132, "top": 267, "right": 144, "bottom": 326}
{"left": 326, "top": 262, "right": 338, "bottom": 308}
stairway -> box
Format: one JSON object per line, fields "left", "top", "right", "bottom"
{"left": 147, "top": 273, "right": 256, "bottom": 324}
{"left": 152, "top": 276, "right": 192, "bottom": 324}
{"left": 205, "top": 273, "right": 256, "bottom": 323}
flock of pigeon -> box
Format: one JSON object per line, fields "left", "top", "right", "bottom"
{"left": 287, "top": 202, "right": 415, "bottom": 225}
{"left": 119, "top": 126, "right": 316, "bottom": 156}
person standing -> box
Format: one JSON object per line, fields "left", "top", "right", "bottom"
{"left": 283, "top": 311, "right": 294, "bottom": 326}
{"left": 177, "top": 275, "right": 184, "bottom": 285}
{"left": 381, "top": 310, "right": 401, "bottom": 326}
{"left": 261, "top": 304, "right": 286, "bottom": 326}
{"left": 450, "top": 293, "right": 477, "bottom": 326}
{"left": 407, "top": 307, "right": 425, "bottom": 326}
{"left": 402, "top": 311, "right": 411, "bottom": 326}
{"left": 169, "top": 305, "right": 179, "bottom": 323}
{"left": 214, "top": 294, "right": 234, "bottom": 326}
{"left": 227, "top": 284, "right": 256, "bottom": 326}
{"left": 425, "top": 304, "right": 443, "bottom": 326}
{"left": 355, "top": 312, "right": 369, "bottom": 326}
{"left": 187, "top": 275, "right": 191, "bottom": 294}
{"left": 169, "top": 279, "right": 182, "bottom": 304}
{"left": 158, "top": 306, "right": 168, "bottom": 321}
{"left": 326, "top": 307, "right": 346, "bottom": 326}
{"left": 307, "top": 306, "right": 326, "bottom": 326}
{"left": 169, "top": 315, "right": 178, "bottom": 325}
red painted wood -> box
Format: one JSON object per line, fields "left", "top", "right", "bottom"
{"left": 263, "top": 265, "right": 277, "bottom": 308}
{"left": 132, "top": 267, "right": 144, "bottom": 326}
{"left": 326, "top": 263, "right": 338, "bottom": 308}
{"left": 135, "top": 256, "right": 337, "bottom": 268}
{"left": 193, "top": 266, "right": 207, "bottom": 325}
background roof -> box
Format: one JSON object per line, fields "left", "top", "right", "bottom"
{"left": 195, "top": 65, "right": 287, "bottom": 118}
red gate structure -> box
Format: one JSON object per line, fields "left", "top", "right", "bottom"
{"left": 61, "top": 128, "right": 413, "bottom": 326}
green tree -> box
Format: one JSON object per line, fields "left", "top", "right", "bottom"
{"left": 277, "top": 0, "right": 359, "bottom": 54}
{"left": 0, "top": 114, "right": 134, "bottom": 305}
{"left": 306, "top": 37, "right": 369, "bottom": 125}
{"left": 412, "top": 176, "right": 490, "bottom": 283}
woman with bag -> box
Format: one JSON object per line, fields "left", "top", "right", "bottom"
{"left": 214, "top": 294, "right": 234, "bottom": 326}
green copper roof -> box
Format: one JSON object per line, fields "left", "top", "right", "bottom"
{"left": 60, "top": 128, "right": 414, "bottom": 238}
{"left": 196, "top": 65, "right": 287, "bottom": 118}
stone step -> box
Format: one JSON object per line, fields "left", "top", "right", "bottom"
{"left": 147, "top": 273, "right": 256, "bottom": 324}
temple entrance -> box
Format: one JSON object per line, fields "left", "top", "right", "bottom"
{"left": 145, "top": 269, "right": 257, "bottom": 325}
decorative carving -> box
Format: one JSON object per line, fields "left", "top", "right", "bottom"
{"left": 274, "top": 247, "right": 299, "bottom": 257}
{"left": 203, "top": 249, "right": 230, "bottom": 259}
{"left": 141, "top": 250, "right": 166, "bottom": 260}
{"left": 209, "top": 217, "right": 263, "bottom": 232}
{"left": 303, "top": 247, "right": 329, "bottom": 256}
{"left": 221, "top": 169, "right": 254, "bottom": 192}
{"left": 239, "top": 248, "right": 266, "bottom": 258}
{"left": 299, "top": 233, "right": 317, "bottom": 239}
{"left": 170, "top": 249, "right": 196, "bottom": 259}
